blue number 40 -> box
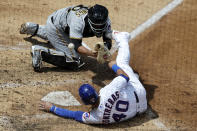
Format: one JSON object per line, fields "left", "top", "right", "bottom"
{"left": 112, "top": 100, "right": 129, "bottom": 122}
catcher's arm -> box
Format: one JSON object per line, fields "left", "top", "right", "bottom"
{"left": 70, "top": 38, "right": 97, "bottom": 57}
{"left": 78, "top": 46, "right": 97, "bottom": 57}
{"left": 103, "top": 34, "right": 112, "bottom": 50}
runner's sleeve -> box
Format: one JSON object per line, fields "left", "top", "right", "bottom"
{"left": 81, "top": 111, "right": 102, "bottom": 124}
{"left": 106, "top": 75, "right": 128, "bottom": 91}
{"left": 50, "top": 105, "right": 84, "bottom": 122}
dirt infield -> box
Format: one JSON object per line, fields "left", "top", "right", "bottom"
{"left": 0, "top": 0, "right": 196, "bottom": 130}
{"left": 131, "top": 0, "right": 197, "bottom": 129}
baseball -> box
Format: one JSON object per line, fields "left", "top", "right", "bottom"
{"left": 68, "top": 43, "right": 75, "bottom": 49}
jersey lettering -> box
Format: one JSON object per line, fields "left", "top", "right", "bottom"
{"left": 112, "top": 94, "right": 118, "bottom": 101}
{"left": 72, "top": 5, "right": 88, "bottom": 17}
{"left": 102, "top": 91, "right": 119, "bottom": 124}
{"left": 75, "top": 9, "right": 88, "bottom": 17}
{"left": 105, "top": 103, "right": 112, "bottom": 109}
{"left": 108, "top": 98, "right": 114, "bottom": 105}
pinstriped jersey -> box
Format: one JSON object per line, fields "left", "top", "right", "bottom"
{"left": 82, "top": 76, "right": 142, "bottom": 124}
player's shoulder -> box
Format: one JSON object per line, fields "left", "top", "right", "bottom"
{"left": 69, "top": 5, "right": 88, "bottom": 19}
{"left": 68, "top": 6, "right": 87, "bottom": 27}
{"left": 100, "top": 76, "right": 128, "bottom": 94}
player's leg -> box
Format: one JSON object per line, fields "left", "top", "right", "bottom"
{"left": 20, "top": 22, "right": 48, "bottom": 40}
{"left": 113, "top": 31, "right": 147, "bottom": 113}
{"left": 31, "top": 45, "right": 80, "bottom": 72}
{"left": 31, "top": 16, "right": 84, "bottom": 70}
{"left": 112, "top": 31, "right": 133, "bottom": 76}
{"left": 45, "top": 16, "right": 80, "bottom": 61}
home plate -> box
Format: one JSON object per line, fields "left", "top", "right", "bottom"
{"left": 41, "top": 91, "right": 81, "bottom": 106}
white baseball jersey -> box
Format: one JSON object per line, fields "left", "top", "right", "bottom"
{"left": 82, "top": 76, "right": 147, "bottom": 124}
{"left": 82, "top": 31, "right": 147, "bottom": 124}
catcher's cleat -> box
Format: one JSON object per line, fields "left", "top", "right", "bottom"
{"left": 77, "top": 60, "right": 85, "bottom": 69}
{"left": 19, "top": 22, "right": 39, "bottom": 37}
{"left": 19, "top": 23, "right": 27, "bottom": 34}
{"left": 31, "top": 46, "right": 42, "bottom": 72}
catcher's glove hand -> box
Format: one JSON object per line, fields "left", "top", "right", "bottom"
{"left": 94, "top": 42, "right": 111, "bottom": 64}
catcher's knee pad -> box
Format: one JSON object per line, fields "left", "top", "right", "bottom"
{"left": 20, "top": 22, "right": 39, "bottom": 37}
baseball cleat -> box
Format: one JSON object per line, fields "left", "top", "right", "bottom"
{"left": 19, "top": 23, "right": 27, "bottom": 34}
{"left": 77, "top": 60, "right": 85, "bottom": 69}
{"left": 19, "top": 22, "right": 39, "bottom": 36}
{"left": 112, "top": 30, "right": 131, "bottom": 41}
{"left": 111, "top": 30, "right": 120, "bottom": 40}
{"left": 31, "top": 46, "right": 42, "bottom": 72}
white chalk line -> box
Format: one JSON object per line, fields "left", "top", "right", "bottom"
{"left": 0, "top": 79, "right": 79, "bottom": 88}
{"left": 129, "top": 0, "right": 183, "bottom": 40}
{"left": 152, "top": 120, "right": 170, "bottom": 131}
{"left": 0, "top": 43, "right": 29, "bottom": 51}
{"left": 146, "top": 106, "right": 169, "bottom": 131}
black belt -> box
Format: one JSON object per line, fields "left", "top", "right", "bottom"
{"left": 134, "top": 91, "right": 139, "bottom": 103}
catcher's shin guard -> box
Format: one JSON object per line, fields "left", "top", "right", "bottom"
{"left": 20, "top": 22, "right": 39, "bottom": 37}
{"left": 31, "top": 45, "right": 85, "bottom": 71}
{"left": 31, "top": 46, "right": 42, "bottom": 72}
{"left": 41, "top": 52, "right": 85, "bottom": 70}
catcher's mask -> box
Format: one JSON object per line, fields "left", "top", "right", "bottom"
{"left": 79, "top": 84, "right": 98, "bottom": 105}
{"left": 88, "top": 4, "right": 108, "bottom": 38}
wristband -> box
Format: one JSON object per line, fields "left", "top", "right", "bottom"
{"left": 120, "top": 74, "right": 129, "bottom": 82}
{"left": 50, "top": 105, "right": 56, "bottom": 112}
{"left": 112, "top": 64, "right": 121, "bottom": 73}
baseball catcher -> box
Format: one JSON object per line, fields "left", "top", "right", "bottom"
{"left": 39, "top": 31, "right": 147, "bottom": 124}
{"left": 20, "top": 4, "right": 112, "bottom": 72}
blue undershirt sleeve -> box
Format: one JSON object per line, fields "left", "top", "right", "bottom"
{"left": 120, "top": 74, "right": 129, "bottom": 82}
{"left": 112, "top": 64, "right": 121, "bottom": 73}
{"left": 50, "top": 105, "right": 84, "bottom": 122}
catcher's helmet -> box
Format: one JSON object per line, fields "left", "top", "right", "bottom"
{"left": 79, "top": 84, "right": 98, "bottom": 105}
{"left": 88, "top": 4, "right": 108, "bottom": 37}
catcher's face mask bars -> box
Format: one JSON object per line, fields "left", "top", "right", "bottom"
{"left": 88, "top": 18, "right": 107, "bottom": 37}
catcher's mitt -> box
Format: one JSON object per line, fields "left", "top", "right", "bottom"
{"left": 94, "top": 42, "right": 111, "bottom": 64}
